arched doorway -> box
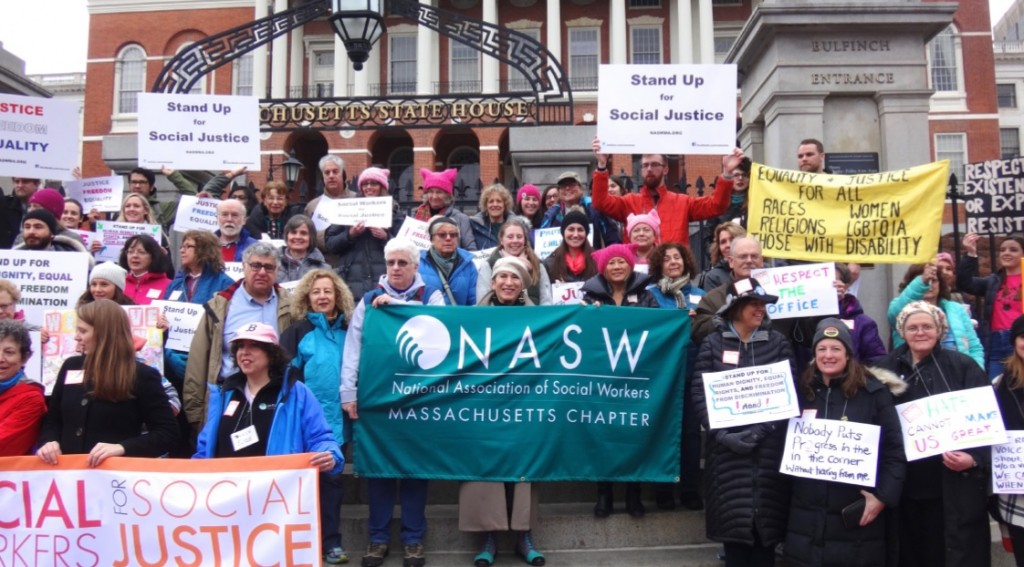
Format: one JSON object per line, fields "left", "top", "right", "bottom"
{"left": 286, "top": 129, "right": 329, "bottom": 201}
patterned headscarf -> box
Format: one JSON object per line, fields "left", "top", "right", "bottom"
{"left": 895, "top": 300, "right": 948, "bottom": 341}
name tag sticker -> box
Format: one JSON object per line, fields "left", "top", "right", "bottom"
{"left": 65, "top": 370, "right": 84, "bottom": 385}
{"left": 722, "top": 350, "right": 740, "bottom": 365}
{"left": 230, "top": 425, "right": 259, "bottom": 451}
{"left": 146, "top": 288, "right": 162, "bottom": 299}
{"left": 169, "top": 290, "right": 183, "bottom": 301}
{"left": 224, "top": 399, "right": 240, "bottom": 417}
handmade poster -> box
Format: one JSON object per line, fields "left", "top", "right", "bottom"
{"left": 896, "top": 386, "right": 1006, "bottom": 461}
{"left": 963, "top": 157, "right": 1024, "bottom": 235}
{"left": 780, "top": 417, "right": 881, "bottom": 487}
{"left": 552, "top": 281, "right": 585, "bottom": 305}
{"left": 138, "top": 92, "right": 260, "bottom": 170}
{"left": 993, "top": 432, "right": 1024, "bottom": 494}
{"left": 64, "top": 176, "right": 125, "bottom": 213}
{"left": 0, "top": 93, "right": 79, "bottom": 179}
{"left": 701, "top": 360, "right": 800, "bottom": 430}
{"left": 750, "top": 263, "right": 839, "bottom": 320}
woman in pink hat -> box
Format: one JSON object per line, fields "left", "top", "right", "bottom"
{"left": 413, "top": 167, "right": 477, "bottom": 251}
{"left": 514, "top": 184, "right": 544, "bottom": 230}
{"left": 625, "top": 210, "right": 661, "bottom": 267}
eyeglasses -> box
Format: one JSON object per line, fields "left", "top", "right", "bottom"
{"left": 641, "top": 162, "right": 665, "bottom": 170}
{"left": 732, "top": 172, "right": 748, "bottom": 178}
{"left": 247, "top": 262, "right": 277, "bottom": 273}
{"left": 180, "top": 244, "right": 196, "bottom": 250}
{"left": 433, "top": 232, "right": 459, "bottom": 240}
{"left": 904, "top": 324, "right": 937, "bottom": 334}
{"left": 386, "top": 259, "right": 411, "bottom": 267}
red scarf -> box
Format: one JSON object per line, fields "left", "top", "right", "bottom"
{"left": 566, "top": 250, "right": 586, "bottom": 275}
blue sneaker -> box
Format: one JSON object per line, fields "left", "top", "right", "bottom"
{"left": 324, "top": 546, "right": 349, "bottom": 565}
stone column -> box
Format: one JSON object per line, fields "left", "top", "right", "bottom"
{"left": 253, "top": 0, "right": 269, "bottom": 98}
{"left": 271, "top": 0, "right": 288, "bottom": 98}
{"left": 610, "top": 0, "right": 627, "bottom": 64}
{"left": 289, "top": 26, "right": 304, "bottom": 97}
{"left": 482, "top": 0, "right": 500, "bottom": 93}
{"left": 418, "top": 0, "right": 435, "bottom": 94}
{"left": 697, "top": 0, "right": 714, "bottom": 64}
{"left": 546, "top": 0, "right": 562, "bottom": 74}
{"left": 670, "top": 0, "right": 694, "bottom": 64}
{"left": 334, "top": 36, "right": 350, "bottom": 98}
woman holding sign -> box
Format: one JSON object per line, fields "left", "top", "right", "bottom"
{"left": 874, "top": 301, "right": 991, "bottom": 567}
{"left": 783, "top": 318, "right": 906, "bottom": 567}
{"left": 36, "top": 299, "right": 179, "bottom": 466}
{"left": 691, "top": 277, "right": 795, "bottom": 566}
{"left": 958, "top": 232, "right": 1024, "bottom": 378}
{"left": 994, "top": 314, "right": 1024, "bottom": 567}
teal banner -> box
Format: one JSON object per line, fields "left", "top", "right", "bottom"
{"left": 353, "top": 305, "right": 689, "bottom": 482}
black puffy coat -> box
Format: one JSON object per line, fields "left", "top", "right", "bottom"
{"left": 244, "top": 203, "right": 304, "bottom": 240}
{"left": 580, "top": 272, "right": 659, "bottom": 308}
{"left": 691, "top": 321, "right": 795, "bottom": 546}
{"left": 324, "top": 200, "right": 404, "bottom": 299}
{"left": 872, "top": 345, "right": 992, "bottom": 567}
{"left": 783, "top": 369, "right": 907, "bottom": 567}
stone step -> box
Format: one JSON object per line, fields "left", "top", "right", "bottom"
{"left": 414, "top": 545, "right": 723, "bottom": 567}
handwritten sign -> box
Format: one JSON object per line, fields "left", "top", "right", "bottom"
{"left": 596, "top": 64, "right": 737, "bottom": 155}
{"left": 95, "top": 220, "right": 161, "bottom": 262}
{"left": 993, "top": 432, "right": 1024, "bottom": 494}
{"left": 0, "top": 93, "right": 79, "bottom": 179}
{"left": 747, "top": 161, "right": 948, "bottom": 263}
{"left": 896, "top": 386, "right": 1007, "bottom": 461}
{"left": 750, "top": 262, "right": 839, "bottom": 320}
{"left": 0, "top": 249, "right": 89, "bottom": 386}
{"left": 780, "top": 417, "right": 881, "bottom": 487}
{"left": 151, "top": 299, "right": 204, "bottom": 352}
{"left": 137, "top": 92, "right": 260, "bottom": 170}
{"left": 552, "top": 281, "right": 585, "bottom": 305}
{"left": 64, "top": 176, "right": 125, "bottom": 213}
{"left": 963, "top": 157, "right": 1024, "bottom": 235}
{"left": 225, "top": 262, "right": 245, "bottom": 281}
{"left": 0, "top": 454, "right": 320, "bottom": 567}
{"left": 702, "top": 360, "right": 799, "bottom": 430}
{"left": 396, "top": 217, "right": 431, "bottom": 250}
{"left": 311, "top": 196, "right": 393, "bottom": 231}
{"left": 173, "top": 195, "right": 220, "bottom": 233}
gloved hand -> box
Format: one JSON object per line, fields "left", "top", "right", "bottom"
{"left": 715, "top": 429, "right": 759, "bottom": 454}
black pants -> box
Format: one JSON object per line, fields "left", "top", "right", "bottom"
{"left": 899, "top": 497, "right": 945, "bottom": 567}
{"left": 723, "top": 528, "right": 775, "bottom": 567}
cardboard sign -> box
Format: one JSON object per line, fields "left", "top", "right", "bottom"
{"left": 596, "top": 64, "right": 737, "bottom": 155}
{"left": 172, "top": 195, "right": 221, "bottom": 233}
{"left": 64, "top": 176, "right": 125, "bottom": 213}
{"left": 896, "top": 386, "right": 1007, "bottom": 461}
{"left": 311, "top": 196, "right": 393, "bottom": 231}
{"left": 150, "top": 299, "right": 204, "bottom": 352}
{"left": 552, "top": 281, "right": 585, "bottom": 305}
{"left": 0, "top": 93, "right": 79, "bottom": 179}
{"left": 396, "top": 217, "right": 431, "bottom": 250}
{"left": 94, "top": 221, "right": 161, "bottom": 262}
{"left": 963, "top": 157, "right": 1024, "bottom": 235}
{"left": 137, "top": 92, "right": 260, "bottom": 170}
{"left": 780, "top": 417, "right": 881, "bottom": 487}
{"left": 701, "top": 360, "right": 799, "bottom": 430}
{"left": 751, "top": 262, "right": 839, "bottom": 320}
{"left": 993, "top": 431, "right": 1024, "bottom": 494}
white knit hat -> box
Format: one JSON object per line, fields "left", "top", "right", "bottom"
{"left": 90, "top": 261, "right": 127, "bottom": 292}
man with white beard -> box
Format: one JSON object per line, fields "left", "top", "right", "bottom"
{"left": 215, "top": 198, "right": 257, "bottom": 262}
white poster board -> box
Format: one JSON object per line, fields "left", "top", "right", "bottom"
{"left": 750, "top": 263, "right": 839, "bottom": 320}
{"left": 701, "top": 360, "right": 799, "bottom": 430}
{"left": 533, "top": 226, "right": 593, "bottom": 260}
{"left": 94, "top": 221, "right": 161, "bottom": 262}
{"left": 596, "top": 64, "right": 737, "bottom": 155}
{"left": 896, "top": 386, "right": 1006, "bottom": 461}
{"left": 225, "top": 262, "right": 245, "bottom": 281}
{"left": 0, "top": 250, "right": 89, "bottom": 386}
{"left": 64, "top": 176, "right": 125, "bottom": 213}
{"left": 396, "top": 217, "right": 431, "bottom": 251}
{"left": 552, "top": 281, "right": 585, "bottom": 305}
{"left": 993, "top": 431, "right": 1024, "bottom": 494}
{"left": 311, "top": 196, "right": 393, "bottom": 230}
{"left": 150, "top": 300, "right": 204, "bottom": 352}
{"left": 137, "top": 93, "right": 260, "bottom": 170}
{"left": 173, "top": 195, "right": 221, "bottom": 233}
{"left": 780, "top": 417, "right": 881, "bottom": 487}
{"left": 0, "top": 94, "right": 79, "bottom": 179}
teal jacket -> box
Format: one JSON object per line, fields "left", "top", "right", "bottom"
{"left": 887, "top": 275, "right": 985, "bottom": 368}
{"left": 280, "top": 312, "right": 347, "bottom": 444}
{"left": 193, "top": 367, "right": 343, "bottom": 474}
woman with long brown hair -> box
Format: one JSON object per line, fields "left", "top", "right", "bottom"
{"left": 36, "top": 299, "right": 179, "bottom": 466}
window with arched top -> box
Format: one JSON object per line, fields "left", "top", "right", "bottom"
{"left": 114, "top": 44, "right": 146, "bottom": 115}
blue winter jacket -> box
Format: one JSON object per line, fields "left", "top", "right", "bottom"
{"left": 193, "top": 367, "right": 344, "bottom": 474}
{"left": 887, "top": 275, "right": 985, "bottom": 368}
{"left": 279, "top": 312, "right": 347, "bottom": 444}
{"left": 215, "top": 227, "right": 258, "bottom": 261}
{"left": 418, "top": 248, "right": 479, "bottom": 306}
{"left": 162, "top": 267, "right": 236, "bottom": 379}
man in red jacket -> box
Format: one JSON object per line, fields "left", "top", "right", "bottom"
{"left": 591, "top": 137, "right": 745, "bottom": 247}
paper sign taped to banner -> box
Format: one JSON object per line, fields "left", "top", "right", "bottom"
{"left": 702, "top": 360, "right": 799, "bottom": 429}
{"left": 896, "top": 386, "right": 1006, "bottom": 461}
{"left": 780, "top": 417, "right": 881, "bottom": 487}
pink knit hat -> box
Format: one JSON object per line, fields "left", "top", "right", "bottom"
{"left": 516, "top": 184, "right": 541, "bottom": 204}
{"left": 626, "top": 209, "right": 661, "bottom": 241}
{"left": 421, "top": 168, "right": 458, "bottom": 195}
{"left": 592, "top": 243, "right": 639, "bottom": 274}
{"left": 358, "top": 167, "right": 390, "bottom": 191}
{"left": 29, "top": 188, "right": 65, "bottom": 219}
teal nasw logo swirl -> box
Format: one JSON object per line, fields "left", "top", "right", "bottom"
{"left": 395, "top": 315, "right": 452, "bottom": 370}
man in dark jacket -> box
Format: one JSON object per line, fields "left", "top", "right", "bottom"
{"left": 693, "top": 236, "right": 764, "bottom": 344}
{"left": 0, "top": 177, "right": 40, "bottom": 249}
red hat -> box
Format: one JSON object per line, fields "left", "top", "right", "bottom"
{"left": 421, "top": 168, "right": 458, "bottom": 195}
{"left": 29, "top": 188, "right": 65, "bottom": 219}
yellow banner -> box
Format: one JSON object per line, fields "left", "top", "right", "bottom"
{"left": 747, "top": 161, "right": 948, "bottom": 263}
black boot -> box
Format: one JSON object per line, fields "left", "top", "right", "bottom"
{"left": 625, "top": 483, "right": 645, "bottom": 518}
{"left": 594, "top": 482, "right": 613, "bottom": 518}
{"left": 655, "top": 484, "right": 677, "bottom": 510}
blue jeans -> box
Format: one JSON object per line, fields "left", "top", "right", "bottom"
{"left": 367, "top": 478, "right": 429, "bottom": 545}
{"left": 989, "top": 330, "right": 1013, "bottom": 379}
{"left": 320, "top": 472, "right": 344, "bottom": 551}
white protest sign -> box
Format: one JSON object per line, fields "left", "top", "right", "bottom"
{"left": 94, "top": 221, "right": 161, "bottom": 262}
{"left": 780, "top": 417, "right": 881, "bottom": 487}
{"left": 596, "top": 64, "right": 737, "bottom": 155}
{"left": 0, "top": 250, "right": 89, "bottom": 386}
{"left": 137, "top": 92, "right": 260, "bottom": 170}
{"left": 533, "top": 226, "right": 593, "bottom": 260}
{"left": 472, "top": 247, "right": 496, "bottom": 261}
{"left": 225, "top": 262, "right": 245, "bottom": 281}
{"left": 750, "top": 262, "right": 839, "bottom": 320}
{"left": 702, "top": 360, "right": 799, "bottom": 430}
{"left": 397, "top": 217, "right": 431, "bottom": 250}
{"left": 72, "top": 229, "right": 96, "bottom": 248}
{"left": 173, "top": 195, "right": 221, "bottom": 233}
{"left": 312, "top": 196, "right": 394, "bottom": 229}
{"left": 552, "top": 281, "right": 585, "bottom": 305}
{"left": 993, "top": 432, "right": 1024, "bottom": 494}
{"left": 0, "top": 94, "right": 79, "bottom": 179}
{"left": 260, "top": 233, "right": 286, "bottom": 249}
{"left": 896, "top": 386, "right": 1006, "bottom": 461}
{"left": 151, "top": 300, "right": 204, "bottom": 352}
{"left": 64, "top": 176, "right": 125, "bottom": 213}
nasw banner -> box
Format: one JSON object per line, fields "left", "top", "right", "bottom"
{"left": 0, "top": 454, "right": 320, "bottom": 566}
{"left": 354, "top": 305, "right": 689, "bottom": 482}
{"left": 747, "top": 161, "right": 947, "bottom": 263}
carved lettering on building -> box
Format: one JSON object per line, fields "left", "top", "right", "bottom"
{"left": 258, "top": 99, "right": 534, "bottom": 130}
{"left": 810, "top": 40, "right": 891, "bottom": 53}
{"left": 810, "top": 72, "right": 896, "bottom": 86}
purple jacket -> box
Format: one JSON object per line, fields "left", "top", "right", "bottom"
{"left": 839, "top": 294, "right": 887, "bottom": 363}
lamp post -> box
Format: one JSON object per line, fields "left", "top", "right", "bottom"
{"left": 267, "top": 151, "right": 304, "bottom": 184}
{"left": 330, "top": 0, "right": 386, "bottom": 71}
